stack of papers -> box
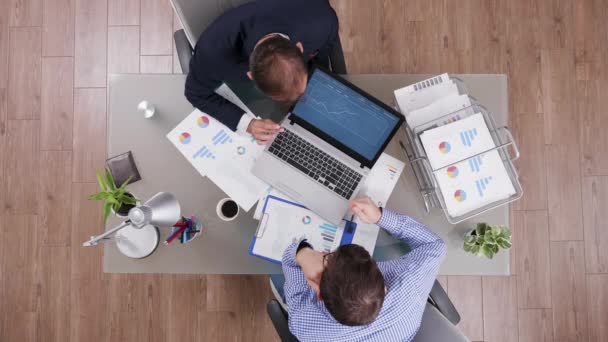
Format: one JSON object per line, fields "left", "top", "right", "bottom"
{"left": 394, "top": 73, "right": 470, "bottom": 128}
{"left": 419, "top": 114, "right": 515, "bottom": 217}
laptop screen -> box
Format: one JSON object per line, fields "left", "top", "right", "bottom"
{"left": 292, "top": 69, "right": 402, "bottom": 164}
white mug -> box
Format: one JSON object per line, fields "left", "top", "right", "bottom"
{"left": 216, "top": 198, "right": 239, "bottom": 221}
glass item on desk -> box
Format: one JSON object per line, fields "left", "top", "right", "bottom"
{"left": 138, "top": 100, "right": 156, "bottom": 118}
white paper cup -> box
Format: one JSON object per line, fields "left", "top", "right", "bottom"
{"left": 216, "top": 198, "right": 239, "bottom": 221}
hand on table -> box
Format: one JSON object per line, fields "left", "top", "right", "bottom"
{"left": 350, "top": 196, "right": 382, "bottom": 224}
{"left": 296, "top": 248, "right": 326, "bottom": 300}
{"left": 247, "top": 119, "right": 284, "bottom": 144}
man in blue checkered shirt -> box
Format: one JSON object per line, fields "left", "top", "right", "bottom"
{"left": 281, "top": 196, "right": 446, "bottom": 341}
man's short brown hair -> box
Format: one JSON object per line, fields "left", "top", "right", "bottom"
{"left": 249, "top": 36, "right": 307, "bottom": 99}
{"left": 320, "top": 244, "right": 385, "bottom": 326}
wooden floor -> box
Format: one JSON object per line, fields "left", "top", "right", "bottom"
{"left": 0, "top": 0, "right": 607, "bottom": 341}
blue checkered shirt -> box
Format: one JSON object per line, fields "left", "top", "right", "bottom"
{"left": 282, "top": 208, "right": 446, "bottom": 342}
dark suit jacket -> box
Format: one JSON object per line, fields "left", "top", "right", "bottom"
{"left": 185, "top": 0, "right": 339, "bottom": 131}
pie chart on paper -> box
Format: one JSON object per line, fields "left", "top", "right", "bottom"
{"left": 439, "top": 141, "right": 451, "bottom": 154}
{"left": 454, "top": 189, "right": 467, "bottom": 202}
{"left": 197, "top": 116, "right": 210, "bottom": 128}
{"left": 179, "top": 132, "right": 191, "bottom": 144}
{"left": 447, "top": 165, "right": 459, "bottom": 178}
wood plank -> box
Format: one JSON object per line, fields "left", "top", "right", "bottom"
{"left": 482, "top": 276, "right": 518, "bottom": 342}
{"left": 40, "top": 57, "right": 73, "bottom": 150}
{"left": 43, "top": 0, "right": 75, "bottom": 56}
{"left": 447, "top": 276, "right": 484, "bottom": 341}
{"left": 0, "top": 215, "right": 39, "bottom": 313}
{"left": 512, "top": 210, "right": 552, "bottom": 308}
{"left": 74, "top": 0, "right": 107, "bottom": 87}
{"left": 578, "top": 80, "right": 608, "bottom": 175}
{"left": 441, "top": 0, "right": 473, "bottom": 51}
{"left": 518, "top": 309, "right": 554, "bottom": 342}
{"left": 505, "top": 17, "right": 542, "bottom": 115}
{"left": 70, "top": 277, "right": 109, "bottom": 342}
{"left": 471, "top": 0, "right": 507, "bottom": 73}
{"left": 141, "top": 0, "right": 173, "bottom": 55}
{"left": 1, "top": 312, "right": 37, "bottom": 342}
{"left": 537, "top": 0, "right": 575, "bottom": 49}
{"left": 541, "top": 49, "right": 578, "bottom": 145}
{"left": 0, "top": 0, "right": 10, "bottom": 87}
{"left": 546, "top": 143, "right": 584, "bottom": 241}
{"left": 574, "top": 0, "right": 608, "bottom": 81}
{"left": 36, "top": 246, "right": 71, "bottom": 342}
{"left": 166, "top": 275, "right": 206, "bottom": 341}
{"left": 72, "top": 88, "right": 106, "bottom": 183}
{"left": 378, "top": 0, "right": 406, "bottom": 73}
{"left": 2, "top": 120, "right": 40, "bottom": 215}
{"left": 39, "top": 151, "right": 72, "bottom": 246}
{"left": 70, "top": 183, "right": 103, "bottom": 278}
{"left": 9, "top": 0, "right": 42, "bottom": 26}
{"left": 140, "top": 55, "right": 173, "bottom": 74}
{"left": 587, "top": 274, "right": 608, "bottom": 342}
{"left": 108, "top": 26, "right": 140, "bottom": 74}
{"left": 202, "top": 311, "right": 241, "bottom": 342}
{"left": 7, "top": 27, "right": 41, "bottom": 120}
{"left": 512, "top": 114, "right": 548, "bottom": 210}
{"left": 582, "top": 176, "right": 608, "bottom": 273}
{"left": 108, "top": 0, "right": 139, "bottom": 25}
{"left": 0, "top": 89, "right": 6, "bottom": 206}
{"left": 550, "top": 241, "right": 588, "bottom": 341}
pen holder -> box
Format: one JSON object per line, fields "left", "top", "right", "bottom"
{"left": 165, "top": 216, "right": 203, "bottom": 245}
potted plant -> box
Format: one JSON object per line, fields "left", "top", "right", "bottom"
{"left": 463, "top": 223, "right": 512, "bottom": 259}
{"left": 89, "top": 167, "right": 139, "bottom": 223}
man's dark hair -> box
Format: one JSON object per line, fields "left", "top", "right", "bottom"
{"left": 320, "top": 244, "right": 386, "bottom": 326}
{"left": 249, "top": 36, "right": 307, "bottom": 98}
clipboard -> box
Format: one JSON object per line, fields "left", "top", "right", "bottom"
{"left": 249, "top": 195, "right": 357, "bottom": 264}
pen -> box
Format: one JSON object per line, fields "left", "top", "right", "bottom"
{"left": 347, "top": 214, "right": 355, "bottom": 233}
{"left": 165, "top": 226, "right": 186, "bottom": 245}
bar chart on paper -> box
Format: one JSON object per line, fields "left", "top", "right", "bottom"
{"left": 193, "top": 146, "right": 216, "bottom": 159}
{"left": 212, "top": 129, "right": 232, "bottom": 145}
{"left": 319, "top": 223, "right": 338, "bottom": 252}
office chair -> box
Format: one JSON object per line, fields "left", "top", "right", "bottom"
{"left": 266, "top": 279, "right": 468, "bottom": 342}
{"left": 170, "top": 0, "right": 348, "bottom": 75}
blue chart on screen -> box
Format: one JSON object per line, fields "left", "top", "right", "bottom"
{"left": 460, "top": 128, "right": 478, "bottom": 147}
{"left": 212, "top": 129, "right": 232, "bottom": 145}
{"left": 475, "top": 176, "right": 493, "bottom": 197}
{"left": 468, "top": 155, "right": 483, "bottom": 172}
{"left": 319, "top": 223, "right": 337, "bottom": 252}
{"left": 293, "top": 70, "right": 400, "bottom": 160}
{"left": 193, "top": 146, "right": 215, "bottom": 159}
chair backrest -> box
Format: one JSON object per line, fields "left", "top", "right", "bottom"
{"left": 170, "top": 0, "right": 252, "bottom": 47}
{"left": 411, "top": 303, "right": 470, "bottom": 342}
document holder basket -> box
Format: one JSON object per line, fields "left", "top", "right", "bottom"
{"left": 400, "top": 100, "right": 523, "bottom": 224}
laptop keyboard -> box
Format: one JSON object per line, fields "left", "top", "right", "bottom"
{"left": 267, "top": 130, "right": 363, "bottom": 199}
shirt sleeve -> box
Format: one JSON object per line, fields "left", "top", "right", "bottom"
{"left": 282, "top": 240, "right": 317, "bottom": 315}
{"left": 376, "top": 209, "right": 446, "bottom": 299}
{"left": 236, "top": 114, "right": 255, "bottom": 136}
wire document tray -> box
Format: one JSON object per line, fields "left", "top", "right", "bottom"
{"left": 399, "top": 100, "right": 523, "bottom": 224}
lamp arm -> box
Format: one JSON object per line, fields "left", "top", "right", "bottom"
{"left": 82, "top": 221, "right": 132, "bottom": 246}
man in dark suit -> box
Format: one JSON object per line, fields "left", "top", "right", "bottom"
{"left": 185, "top": 0, "right": 339, "bottom": 144}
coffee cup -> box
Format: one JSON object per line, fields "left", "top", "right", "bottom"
{"left": 216, "top": 198, "right": 239, "bottom": 221}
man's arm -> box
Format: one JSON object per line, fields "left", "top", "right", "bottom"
{"left": 281, "top": 241, "right": 318, "bottom": 315}
{"left": 376, "top": 208, "right": 446, "bottom": 293}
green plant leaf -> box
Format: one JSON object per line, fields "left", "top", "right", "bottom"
{"left": 471, "top": 244, "right": 481, "bottom": 256}
{"left": 105, "top": 196, "right": 119, "bottom": 205}
{"left": 122, "top": 196, "right": 137, "bottom": 205}
{"left": 476, "top": 222, "right": 488, "bottom": 236}
{"left": 102, "top": 202, "right": 112, "bottom": 223}
{"left": 105, "top": 167, "right": 117, "bottom": 191}
{"left": 497, "top": 238, "right": 512, "bottom": 249}
{"left": 119, "top": 176, "right": 133, "bottom": 189}
{"left": 482, "top": 244, "right": 494, "bottom": 259}
{"left": 89, "top": 192, "right": 110, "bottom": 201}
{"left": 96, "top": 170, "right": 108, "bottom": 192}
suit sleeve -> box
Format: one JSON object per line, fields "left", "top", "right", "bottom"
{"left": 184, "top": 50, "right": 249, "bottom": 131}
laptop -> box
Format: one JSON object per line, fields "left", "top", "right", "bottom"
{"left": 252, "top": 66, "right": 404, "bottom": 224}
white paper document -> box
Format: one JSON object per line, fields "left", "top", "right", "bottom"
{"left": 406, "top": 94, "right": 472, "bottom": 129}
{"left": 433, "top": 150, "right": 516, "bottom": 217}
{"left": 252, "top": 196, "right": 346, "bottom": 262}
{"left": 419, "top": 113, "right": 496, "bottom": 170}
{"left": 394, "top": 74, "right": 459, "bottom": 115}
{"left": 166, "top": 109, "right": 268, "bottom": 211}
{"left": 358, "top": 153, "right": 406, "bottom": 208}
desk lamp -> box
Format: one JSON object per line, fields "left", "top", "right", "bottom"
{"left": 82, "top": 192, "right": 181, "bottom": 258}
